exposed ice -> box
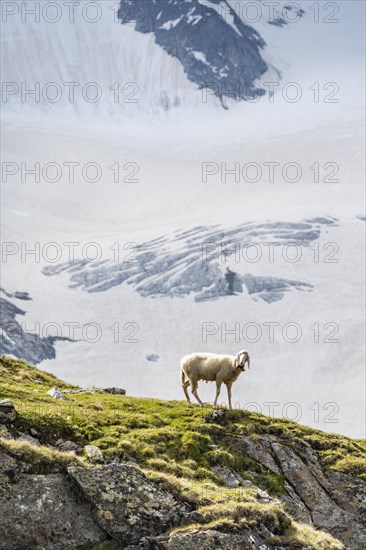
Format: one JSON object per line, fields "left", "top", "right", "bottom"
{"left": 43, "top": 219, "right": 319, "bottom": 303}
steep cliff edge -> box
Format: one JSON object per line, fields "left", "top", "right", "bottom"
{"left": 0, "top": 357, "right": 365, "bottom": 549}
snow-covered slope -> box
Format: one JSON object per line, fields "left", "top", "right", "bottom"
{"left": 1, "top": 1, "right": 365, "bottom": 437}
{"left": 1, "top": 2, "right": 199, "bottom": 118}
{"left": 4, "top": 0, "right": 361, "bottom": 119}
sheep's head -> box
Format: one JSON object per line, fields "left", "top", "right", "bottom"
{"left": 235, "top": 350, "right": 250, "bottom": 371}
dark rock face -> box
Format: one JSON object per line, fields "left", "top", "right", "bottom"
{"left": 0, "top": 292, "right": 72, "bottom": 364}
{"left": 118, "top": 0, "right": 268, "bottom": 105}
{"left": 0, "top": 288, "right": 31, "bottom": 301}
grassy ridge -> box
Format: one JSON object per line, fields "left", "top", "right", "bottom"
{"left": 1, "top": 356, "right": 365, "bottom": 549}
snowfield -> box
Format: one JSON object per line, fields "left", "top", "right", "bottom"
{"left": 1, "top": 0, "right": 365, "bottom": 437}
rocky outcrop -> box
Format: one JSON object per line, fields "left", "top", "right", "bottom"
{"left": 0, "top": 397, "right": 364, "bottom": 549}
{"left": 0, "top": 449, "right": 106, "bottom": 550}
{"left": 68, "top": 462, "right": 190, "bottom": 546}
{"left": 0, "top": 445, "right": 301, "bottom": 550}
{"left": 118, "top": 0, "right": 269, "bottom": 105}
{"left": 0, "top": 290, "right": 72, "bottom": 364}
{"left": 228, "top": 434, "right": 366, "bottom": 550}
{"left": 272, "top": 442, "right": 366, "bottom": 549}
{"left": 0, "top": 446, "right": 190, "bottom": 550}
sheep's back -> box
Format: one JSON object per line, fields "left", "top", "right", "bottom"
{"left": 180, "top": 353, "right": 234, "bottom": 381}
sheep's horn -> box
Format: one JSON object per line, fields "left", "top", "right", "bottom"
{"left": 246, "top": 355, "right": 250, "bottom": 369}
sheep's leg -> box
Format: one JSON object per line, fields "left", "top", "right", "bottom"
{"left": 213, "top": 382, "right": 222, "bottom": 409}
{"left": 226, "top": 383, "right": 233, "bottom": 410}
{"left": 191, "top": 382, "right": 204, "bottom": 408}
{"left": 181, "top": 368, "right": 191, "bottom": 403}
{"left": 182, "top": 380, "right": 191, "bottom": 403}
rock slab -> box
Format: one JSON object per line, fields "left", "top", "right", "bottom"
{"left": 68, "top": 462, "right": 189, "bottom": 545}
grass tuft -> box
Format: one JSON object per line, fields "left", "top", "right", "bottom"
{"left": 0, "top": 437, "right": 84, "bottom": 473}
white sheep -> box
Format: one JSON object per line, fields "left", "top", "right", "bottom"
{"left": 180, "top": 350, "right": 250, "bottom": 409}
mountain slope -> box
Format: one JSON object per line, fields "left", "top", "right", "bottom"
{"left": 1, "top": 357, "right": 365, "bottom": 549}
{"left": 1, "top": 0, "right": 365, "bottom": 443}
{"left": 3, "top": 0, "right": 356, "bottom": 118}
{"left": 118, "top": 0, "right": 271, "bottom": 104}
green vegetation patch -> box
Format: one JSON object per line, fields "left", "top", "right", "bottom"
{"left": 0, "top": 438, "right": 84, "bottom": 474}
{"left": 1, "top": 357, "right": 363, "bottom": 550}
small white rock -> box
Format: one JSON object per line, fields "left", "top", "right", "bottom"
{"left": 85, "top": 445, "right": 104, "bottom": 463}
{"left": 46, "top": 387, "right": 67, "bottom": 400}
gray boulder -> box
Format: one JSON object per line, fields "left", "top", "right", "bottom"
{"left": 0, "top": 450, "right": 105, "bottom": 550}
{"left": 101, "top": 387, "right": 126, "bottom": 395}
{"left": 18, "top": 433, "right": 40, "bottom": 446}
{"left": 55, "top": 439, "right": 83, "bottom": 455}
{"left": 68, "top": 462, "right": 189, "bottom": 545}
{"left": 84, "top": 445, "right": 104, "bottom": 463}
{"left": 0, "top": 400, "right": 16, "bottom": 422}
{"left": 211, "top": 465, "right": 241, "bottom": 488}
